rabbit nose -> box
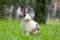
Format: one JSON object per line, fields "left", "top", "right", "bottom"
{"left": 24, "top": 17, "right": 31, "bottom": 21}
{"left": 26, "top": 18, "right": 29, "bottom": 21}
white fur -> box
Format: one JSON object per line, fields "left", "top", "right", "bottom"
{"left": 21, "top": 11, "right": 40, "bottom": 36}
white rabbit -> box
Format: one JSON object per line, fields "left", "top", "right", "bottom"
{"left": 21, "top": 6, "right": 40, "bottom": 36}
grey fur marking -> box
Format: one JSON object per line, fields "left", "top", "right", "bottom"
{"left": 30, "top": 23, "right": 40, "bottom": 35}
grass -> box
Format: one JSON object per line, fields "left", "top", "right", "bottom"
{"left": 0, "top": 20, "right": 60, "bottom": 40}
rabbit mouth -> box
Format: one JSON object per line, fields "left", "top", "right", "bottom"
{"left": 23, "top": 18, "right": 31, "bottom": 22}
{"left": 24, "top": 19, "right": 29, "bottom": 22}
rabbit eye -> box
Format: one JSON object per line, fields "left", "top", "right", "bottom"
{"left": 24, "top": 14, "right": 26, "bottom": 17}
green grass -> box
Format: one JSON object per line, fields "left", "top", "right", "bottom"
{"left": 0, "top": 20, "right": 60, "bottom": 40}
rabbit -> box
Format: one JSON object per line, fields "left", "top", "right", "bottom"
{"left": 21, "top": 6, "right": 41, "bottom": 36}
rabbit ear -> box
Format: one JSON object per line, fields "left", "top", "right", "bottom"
{"left": 26, "top": 8, "right": 30, "bottom": 14}
{"left": 20, "top": 6, "right": 26, "bottom": 17}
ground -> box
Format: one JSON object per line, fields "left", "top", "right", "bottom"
{"left": 0, "top": 20, "right": 60, "bottom": 40}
